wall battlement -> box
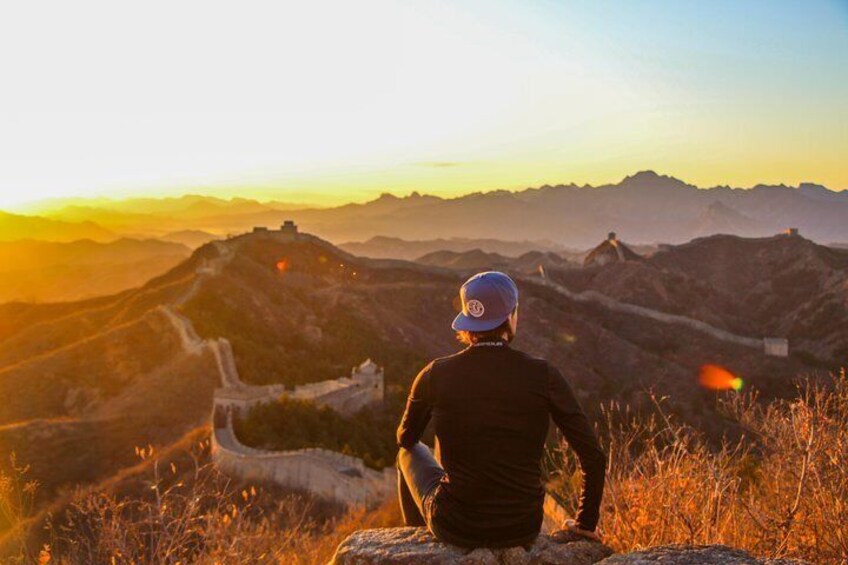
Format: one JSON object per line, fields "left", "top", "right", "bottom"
{"left": 213, "top": 358, "right": 384, "bottom": 416}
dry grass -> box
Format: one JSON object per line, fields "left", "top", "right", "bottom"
{"left": 4, "top": 373, "right": 846, "bottom": 564}
{"left": 551, "top": 370, "right": 848, "bottom": 564}
{"left": 1, "top": 441, "right": 401, "bottom": 564}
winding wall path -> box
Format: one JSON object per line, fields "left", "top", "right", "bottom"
{"left": 530, "top": 276, "right": 766, "bottom": 350}
{"left": 159, "top": 237, "right": 394, "bottom": 508}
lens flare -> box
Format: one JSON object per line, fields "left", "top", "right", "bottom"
{"left": 699, "top": 364, "right": 743, "bottom": 391}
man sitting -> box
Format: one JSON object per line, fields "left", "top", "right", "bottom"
{"left": 396, "top": 271, "right": 606, "bottom": 548}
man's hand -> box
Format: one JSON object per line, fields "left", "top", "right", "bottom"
{"left": 553, "top": 519, "right": 602, "bottom": 543}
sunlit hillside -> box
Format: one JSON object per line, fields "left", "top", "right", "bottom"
{"left": 2, "top": 226, "right": 842, "bottom": 560}
{"left": 0, "top": 238, "right": 191, "bottom": 303}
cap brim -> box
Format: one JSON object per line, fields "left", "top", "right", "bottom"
{"left": 451, "top": 312, "right": 507, "bottom": 332}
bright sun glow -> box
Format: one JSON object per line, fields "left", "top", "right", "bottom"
{"left": 1, "top": 0, "right": 847, "bottom": 210}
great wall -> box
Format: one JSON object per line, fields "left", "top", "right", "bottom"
{"left": 532, "top": 277, "right": 789, "bottom": 356}
{"left": 160, "top": 227, "right": 395, "bottom": 508}
{"left": 157, "top": 222, "right": 788, "bottom": 511}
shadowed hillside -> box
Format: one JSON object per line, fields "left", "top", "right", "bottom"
{"left": 549, "top": 232, "right": 848, "bottom": 364}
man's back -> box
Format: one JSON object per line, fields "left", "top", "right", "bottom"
{"left": 397, "top": 343, "right": 605, "bottom": 547}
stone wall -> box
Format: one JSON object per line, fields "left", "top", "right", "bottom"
{"left": 212, "top": 411, "right": 395, "bottom": 507}
{"left": 160, "top": 236, "right": 395, "bottom": 508}
{"left": 211, "top": 359, "right": 384, "bottom": 416}
{"left": 532, "top": 277, "right": 790, "bottom": 356}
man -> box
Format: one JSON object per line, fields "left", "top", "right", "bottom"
{"left": 396, "top": 271, "right": 606, "bottom": 548}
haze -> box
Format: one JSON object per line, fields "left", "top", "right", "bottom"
{"left": 1, "top": 0, "right": 847, "bottom": 210}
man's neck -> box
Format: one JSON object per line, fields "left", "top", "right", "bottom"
{"left": 470, "top": 339, "right": 507, "bottom": 347}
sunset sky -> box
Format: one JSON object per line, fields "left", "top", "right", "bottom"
{"left": 1, "top": 0, "right": 847, "bottom": 210}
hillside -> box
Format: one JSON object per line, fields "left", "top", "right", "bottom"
{"left": 0, "top": 238, "right": 191, "bottom": 303}
{"left": 158, "top": 229, "right": 220, "bottom": 248}
{"left": 0, "top": 228, "right": 821, "bottom": 510}
{"left": 340, "top": 236, "right": 570, "bottom": 260}
{"left": 549, "top": 233, "right": 848, "bottom": 363}
{"left": 415, "top": 248, "right": 576, "bottom": 275}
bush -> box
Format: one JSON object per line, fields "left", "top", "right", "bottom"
{"left": 234, "top": 397, "right": 401, "bottom": 470}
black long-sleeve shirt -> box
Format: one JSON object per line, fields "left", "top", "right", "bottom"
{"left": 397, "top": 343, "right": 606, "bottom": 545}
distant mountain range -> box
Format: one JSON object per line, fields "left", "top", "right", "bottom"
{"left": 0, "top": 210, "right": 115, "bottom": 242}
{"left": 284, "top": 171, "right": 848, "bottom": 247}
{"left": 6, "top": 172, "right": 848, "bottom": 248}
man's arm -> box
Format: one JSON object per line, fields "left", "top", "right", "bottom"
{"left": 396, "top": 362, "right": 434, "bottom": 449}
{"left": 546, "top": 365, "right": 606, "bottom": 532}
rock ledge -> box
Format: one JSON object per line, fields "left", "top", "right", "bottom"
{"left": 330, "top": 527, "right": 613, "bottom": 565}
{"left": 330, "top": 528, "right": 812, "bottom": 565}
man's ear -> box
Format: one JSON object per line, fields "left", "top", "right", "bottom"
{"left": 508, "top": 307, "right": 519, "bottom": 334}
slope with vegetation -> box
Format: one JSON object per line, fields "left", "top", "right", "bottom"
{"left": 3, "top": 373, "right": 844, "bottom": 563}
{"left": 550, "top": 233, "right": 848, "bottom": 364}
{"left": 0, "top": 228, "right": 835, "bottom": 561}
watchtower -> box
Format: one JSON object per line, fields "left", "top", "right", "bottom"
{"left": 351, "top": 359, "right": 384, "bottom": 403}
{"left": 280, "top": 220, "right": 299, "bottom": 241}
{"left": 763, "top": 337, "right": 789, "bottom": 357}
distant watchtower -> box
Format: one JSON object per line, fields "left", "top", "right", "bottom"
{"left": 763, "top": 337, "right": 789, "bottom": 357}
{"left": 280, "top": 220, "right": 299, "bottom": 241}
{"left": 608, "top": 232, "right": 617, "bottom": 242}
{"left": 351, "top": 359, "right": 384, "bottom": 404}
{"left": 784, "top": 228, "right": 799, "bottom": 237}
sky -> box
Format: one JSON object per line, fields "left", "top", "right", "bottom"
{"left": 1, "top": 0, "right": 847, "bottom": 211}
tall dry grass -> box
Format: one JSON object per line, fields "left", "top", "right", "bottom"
{"left": 4, "top": 373, "right": 846, "bottom": 564}
{"left": 551, "top": 370, "right": 848, "bottom": 564}
{"left": 1, "top": 444, "right": 400, "bottom": 564}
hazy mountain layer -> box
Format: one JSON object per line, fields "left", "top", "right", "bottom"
{"left": 284, "top": 171, "right": 848, "bottom": 246}
{"left": 0, "top": 238, "right": 191, "bottom": 303}
{"left": 0, "top": 211, "right": 114, "bottom": 243}
{"left": 11, "top": 172, "right": 848, "bottom": 247}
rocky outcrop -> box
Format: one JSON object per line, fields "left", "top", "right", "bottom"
{"left": 330, "top": 527, "right": 613, "bottom": 565}
{"left": 599, "top": 544, "right": 810, "bottom": 564}
{"left": 330, "top": 528, "right": 811, "bottom": 565}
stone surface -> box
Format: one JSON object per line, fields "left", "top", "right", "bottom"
{"left": 331, "top": 529, "right": 813, "bottom": 565}
{"left": 598, "top": 544, "right": 810, "bottom": 565}
{"left": 330, "top": 527, "right": 613, "bottom": 565}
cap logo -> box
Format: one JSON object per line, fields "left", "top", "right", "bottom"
{"left": 466, "top": 299, "right": 485, "bottom": 318}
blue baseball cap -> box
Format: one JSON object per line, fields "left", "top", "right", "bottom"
{"left": 452, "top": 271, "right": 519, "bottom": 332}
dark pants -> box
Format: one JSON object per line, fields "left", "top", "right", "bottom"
{"left": 397, "top": 442, "right": 446, "bottom": 528}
